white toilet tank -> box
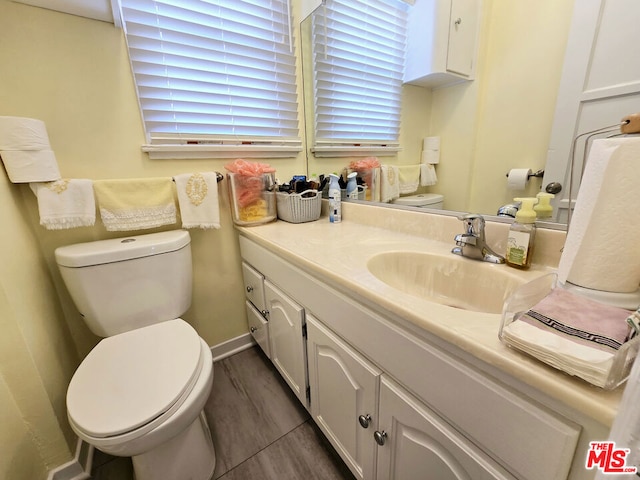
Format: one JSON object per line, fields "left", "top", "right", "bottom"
{"left": 392, "top": 193, "right": 444, "bottom": 209}
{"left": 55, "top": 230, "right": 193, "bottom": 337}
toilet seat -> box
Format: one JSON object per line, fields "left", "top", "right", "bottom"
{"left": 67, "top": 319, "right": 203, "bottom": 440}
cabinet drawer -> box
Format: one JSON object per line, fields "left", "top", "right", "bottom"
{"left": 242, "top": 261, "right": 266, "bottom": 312}
{"left": 246, "top": 301, "right": 270, "bottom": 359}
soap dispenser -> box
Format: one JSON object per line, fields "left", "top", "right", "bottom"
{"left": 534, "top": 192, "right": 555, "bottom": 220}
{"left": 506, "top": 197, "right": 538, "bottom": 269}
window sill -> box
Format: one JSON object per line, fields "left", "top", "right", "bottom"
{"left": 142, "top": 144, "right": 302, "bottom": 160}
{"left": 311, "top": 145, "right": 401, "bottom": 158}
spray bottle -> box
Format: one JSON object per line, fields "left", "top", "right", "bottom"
{"left": 328, "top": 173, "right": 342, "bottom": 223}
{"left": 505, "top": 197, "right": 538, "bottom": 269}
{"left": 346, "top": 172, "right": 358, "bottom": 199}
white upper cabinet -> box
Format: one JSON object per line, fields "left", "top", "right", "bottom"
{"left": 404, "top": 0, "right": 480, "bottom": 88}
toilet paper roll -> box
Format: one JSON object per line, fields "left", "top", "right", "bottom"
{"left": 422, "top": 136, "right": 440, "bottom": 151}
{"left": 0, "top": 149, "right": 61, "bottom": 183}
{"left": 506, "top": 168, "right": 531, "bottom": 190}
{"left": 0, "top": 117, "right": 51, "bottom": 150}
{"left": 421, "top": 149, "right": 440, "bottom": 165}
{"left": 557, "top": 137, "right": 640, "bottom": 293}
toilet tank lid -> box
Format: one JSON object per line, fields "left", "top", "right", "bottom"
{"left": 55, "top": 230, "right": 190, "bottom": 268}
{"left": 392, "top": 193, "right": 443, "bottom": 206}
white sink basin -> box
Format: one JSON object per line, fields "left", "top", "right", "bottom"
{"left": 367, "top": 251, "right": 527, "bottom": 313}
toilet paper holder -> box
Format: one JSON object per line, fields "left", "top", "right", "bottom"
{"left": 503, "top": 168, "right": 544, "bottom": 179}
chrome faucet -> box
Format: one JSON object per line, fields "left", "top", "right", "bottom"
{"left": 452, "top": 214, "right": 505, "bottom": 264}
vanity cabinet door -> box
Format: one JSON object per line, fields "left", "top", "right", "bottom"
{"left": 265, "top": 280, "right": 308, "bottom": 409}
{"left": 376, "top": 376, "right": 514, "bottom": 480}
{"left": 242, "top": 262, "right": 266, "bottom": 313}
{"left": 307, "top": 316, "right": 381, "bottom": 480}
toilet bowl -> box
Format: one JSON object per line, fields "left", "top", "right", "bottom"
{"left": 55, "top": 231, "right": 216, "bottom": 480}
{"left": 392, "top": 193, "right": 444, "bottom": 209}
{"left": 66, "top": 319, "right": 215, "bottom": 480}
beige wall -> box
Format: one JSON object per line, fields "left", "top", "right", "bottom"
{"left": 430, "top": 0, "right": 575, "bottom": 214}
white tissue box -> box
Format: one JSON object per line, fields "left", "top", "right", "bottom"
{"left": 499, "top": 273, "right": 640, "bottom": 390}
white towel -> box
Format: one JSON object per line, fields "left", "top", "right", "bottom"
{"left": 398, "top": 165, "right": 420, "bottom": 194}
{"left": 379, "top": 165, "right": 400, "bottom": 203}
{"left": 420, "top": 164, "right": 438, "bottom": 186}
{"left": 31, "top": 179, "right": 95, "bottom": 229}
{"left": 0, "top": 149, "right": 61, "bottom": 183}
{"left": 174, "top": 172, "right": 221, "bottom": 229}
{"left": 93, "top": 178, "right": 177, "bottom": 231}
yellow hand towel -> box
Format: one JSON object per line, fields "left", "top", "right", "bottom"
{"left": 398, "top": 165, "right": 420, "bottom": 194}
{"left": 94, "top": 177, "right": 177, "bottom": 231}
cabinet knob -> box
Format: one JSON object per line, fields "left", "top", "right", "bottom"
{"left": 246, "top": 285, "right": 254, "bottom": 293}
{"left": 261, "top": 309, "right": 269, "bottom": 318}
{"left": 358, "top": 414, "right": 372, "bottom": 428}
{"left": 374, "top": 430, "right": 387, "bottom": 446}
{"left": 454, "top": 17, "right": 462, "bottom": 26}
{"left": 250, "top": 326, "right": 257, "bottom": 333}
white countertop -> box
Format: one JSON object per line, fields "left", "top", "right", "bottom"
{"left": 237, "top": 201, "right": 622, "bottom": 426}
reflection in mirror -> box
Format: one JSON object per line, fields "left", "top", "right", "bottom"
{"left": 301, "top": 0, "right": 637, "bottom": 227}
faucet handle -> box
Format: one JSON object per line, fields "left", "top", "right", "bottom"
{"left": 458, "top": 214, "right": 485, "bottom": 236}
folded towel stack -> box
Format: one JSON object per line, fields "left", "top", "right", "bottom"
{"left": 174, "top": 172, "right": 221, "bottom": 229}
{"left": 93, "top": 178, "right": 176, "bottom": 231}
{"left": 420, "top": 136, "right": 439, "bottom": 187}
{"left": 31, "top": 179, "right": 96, "bottom": 230}
{"left": 0, "top": 117, "right": 61, "bottom": 183}
{"left": 501, "top": 287, "right": 635, "bottom": 387}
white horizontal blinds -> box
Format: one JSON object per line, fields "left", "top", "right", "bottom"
{"left": 120, "top": 0, "right": 299, "bottom": 142}
{"left": 312, "top": 0, "right": 408, "bottom": 145}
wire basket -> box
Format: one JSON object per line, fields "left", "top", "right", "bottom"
{"left": 276, "top": 190, "right": 322, "bottom": 223}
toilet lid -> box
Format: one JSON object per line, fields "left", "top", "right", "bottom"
{"left": 392, "top": 193, "right": 443, "bottom": 207}
{"left": 67, "top": 319, "right": 202, "bottom": 438}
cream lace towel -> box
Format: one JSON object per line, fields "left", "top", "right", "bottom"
{"left": 174, "top": 172, "right": 220, "bottom": 229}
{"left": 93, "top": 178, "right": 176, "bottom": 231}
{"left": 31, "top": 179, "right": 95, "bottom": 229}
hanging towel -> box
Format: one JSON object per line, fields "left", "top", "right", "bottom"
{"left": 174, "top": 172, "right": 221, "bottom": 229}
{"left": 31, "top": 179, "right": 95, "bottom": 229}
{"left": 93, "top": 177, "right": 176, "bottom": 231}
{"left": 379, "top": 165, "right": 400, "bottom": 203}
{"left": 420, "top": 164, "right": 438, "bottom": 186}
{"left": 398, "top": 165, "right": 420, "bottom": 194}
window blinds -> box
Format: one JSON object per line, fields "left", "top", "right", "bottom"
{"left": 119, "top": 0, "right": 299, "bottom": 146}
{"left": 312, "top": 0, "right": 408, "bottom": 149}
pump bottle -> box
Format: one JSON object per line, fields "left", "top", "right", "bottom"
{"left": 505, "top": 197, "right": 538, "bottom": 269}
{"left": 534, "top": 192, "right": 555, "bottom": 220}
{"left": 328, "top": 173, "right": 342, "bottom": 223}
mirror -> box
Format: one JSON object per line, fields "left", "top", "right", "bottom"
{"left": 300, "top": 0, "right": 637, "bottom": 227}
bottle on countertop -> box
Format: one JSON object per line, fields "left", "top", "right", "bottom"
{"left": 328, "top": 173, "right": 342, "bottom": 223}
{"left": 346, "top": 172, "right": 358, "bottom": 199}
{"left": 534, "top": 192, "right": 555, "bottom": 219}
{"left": 505, "top": 197, "right": 538, "bottom": 269}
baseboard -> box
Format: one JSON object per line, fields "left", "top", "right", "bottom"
{"left": 47, "top": 438, "right": 93, "bottom": 480}
{"left": 211, "top": 332, "right": 255, "bottom": 362}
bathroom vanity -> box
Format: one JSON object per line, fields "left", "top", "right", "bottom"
{"left": 237, "top": 202, "right": 622, "bottom": 480}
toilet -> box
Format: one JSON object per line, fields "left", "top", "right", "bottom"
{"left": 55, "top": 230, "right": 215, "bottom": 480}
{"left": 392, "top": 193, "right": 444, "bottom": 209}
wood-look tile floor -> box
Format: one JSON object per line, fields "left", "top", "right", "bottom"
{"left": 92, "top": 346, "right": 355, "bottom": 480}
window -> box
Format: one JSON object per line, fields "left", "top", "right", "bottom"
{"left": 119, "top": 0, "right": 301, "bottom": 158}
{"left": 311, "top": 0, "right": 408, "bottom": 156}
